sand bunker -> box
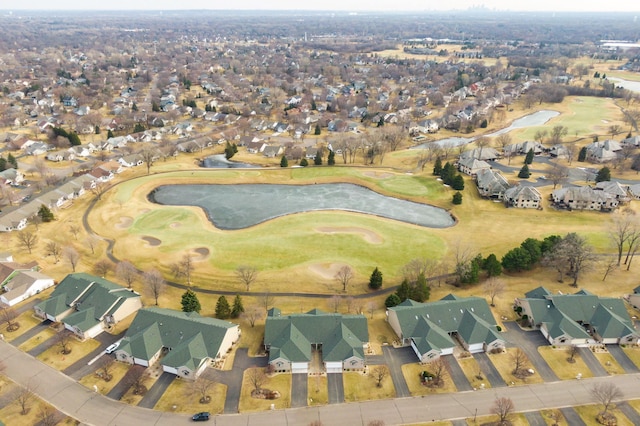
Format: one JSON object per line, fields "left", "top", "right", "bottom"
{"left": 308, "top": 263, "right": 350, "bottom": 280}
{"left": 142, "top": 236, "right": 161, "bottom": 247}
{"left": 190, "top": 247, "right": 210, "bottom": 261}
{"left": 169, "top": 222, "right": 182, "bottom": 228}
{"left": 362, "top": 171, "right": 393, "bottom": 179}
{"left": 316, "top": 226, "right": 383, "bottom": 244}
{"left": 115, "top": 217, "right": 133, "bottom": 229}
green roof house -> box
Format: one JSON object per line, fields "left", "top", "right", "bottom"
{"left": 115, "top": 307, "right": 240, "bottom": 380}
{"left": 387, "top": 295, "right": 504, "bottom": 363}
{"left": 515, "top": 287, "right": 639, "bottom": 346}
{"left": 263, "top": 308, "right": 369, "bottom": 374}
{"left": 34, "top": 273, "right": 141, "bottom": 339}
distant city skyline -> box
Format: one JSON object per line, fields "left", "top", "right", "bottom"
{"left": 2, "top": 1, "right": 639, "bottom": 13}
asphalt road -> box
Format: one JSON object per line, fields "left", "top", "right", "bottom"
{"left": 290, "top": 373, "right": 308, "bottom": 408}
{"left": 326, "top": 373, "right": 344, "bottom": 404}
{"left": 608, "top": 345, "right": 640, "bottom": 373}
{"left": 382, "top": 345, "right": 413, "bottom": 398}
{"left": 473, "top": 352, "right": 506, "bottom": 387}
{"left": 578, "top": 347, "right": 609, "bottom": 377}
{"left": 138, "top": 372, "right": 175, "bottom": 409}
{"left": 443, "top": 355, "right": 472, "bottom": 391}
{"left": 503, "top": 321, "right": 559, "bottom": 382}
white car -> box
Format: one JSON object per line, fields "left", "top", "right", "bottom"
{"left": 105, "top": 341, "right": 121, "bottom": 354}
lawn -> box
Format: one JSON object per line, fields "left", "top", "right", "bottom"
{"left": 37, "top": 337, "right": 100, "bottom": 370}
{"left": 401, "top": 363, "right": 457, "bottom": 395}
{"left": 466, "top": 412, "right": 529, "bottom": 426}
{"left": 16, "top": 327, "right": 56, "bottom": 352}
{"left": 343, "top": 369, "right": 395, "bottom": 402}
{"left": 540, "top": 408, "right": 569, "bottom": 425}
{"left": 367, "top": 316, "right": 397, "bottom": 354}
{"left": 3, "top": 312, "right": 42, "bottom": 342}
{"left": 238, "top": 369, "right": 291, "bottom": 412}
{"left": 79, "top": 361, "right": 131, "bottom": 395}
{"left": 487, "top": 348, "right": 544, "bottom": 385}
{"left": 538, "top": 346, "right": 594, "bottom": 380}
{"left": 120, "top": 372, "right": 161, "bottom": 406}
{"left": 153, "top": 378, "right": 226, "bottom": 415}
{"left": 593, "top": 351, "right": 624, "bottom": 375}
{"left": 307, "top": 375, "right": 328, "bottom": 406}
{"left": 456, "top": 355, "right": 491, "bottom": 390}
{"left": 621, "top": 345, "right": 640, "bottom": 368}
{"left": 574, "top": 404, "right": 635, "bottom": 426}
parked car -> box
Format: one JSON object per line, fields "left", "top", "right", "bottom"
{"left": 105, "top": 340, "right": 121, "bottom": 354}
{"left": 192, "top": 412, "right": 210, "bottom": 422}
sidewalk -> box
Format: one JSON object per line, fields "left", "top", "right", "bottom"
{"left": 3, "top": 339, "right": 640, "bottom": 425}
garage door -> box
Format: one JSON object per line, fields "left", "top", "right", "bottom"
{"left": 326, "top": 362, "right": 342, "bottom": 373}
{"left": 291, "top": 362, "right": 308, "bottom": 374}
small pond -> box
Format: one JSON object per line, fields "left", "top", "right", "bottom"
{"left": 149, "top": 183, "right": 455, "bottom": 230}
{"left": 609, "top": 77, "right": 640, "bottom": 94}
{"left": 201, "top": 154, "right": 259, "bottom": 168}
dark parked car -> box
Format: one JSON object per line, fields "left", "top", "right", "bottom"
{"left": 192, "top": 412, "right": 210, "bottom": 422}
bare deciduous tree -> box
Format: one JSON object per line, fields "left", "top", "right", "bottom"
{"left": 97, "top": 356, "right": 115, "bottom": 382}
{"left": 1, "top": 305, "right": 19, "bottom": 332}
{"left": 116, "top": 260, "right": 137, "bottom": 288}
{"left": 548, "top": 164, "right": 569, "bottom": 189}
{"left": 329, "top": 295, "right": 342, "bottom": 313}
{"left": 248, "top": 368, "right": 267, "bottom": 391}
{"left": 188, "top": 372, "right": 217, "bottom": 403}
{"left": 260, "top": 293, "right": 276, "bottom": 313}
{"left": 45, "top": 240, "right": 61, "bottom": 263}
{"left": 93, "top": 259, "right": 112, "bottom": 278}
{"left": 143, "top": 268, "right": 165, "bottom": 306}
{"left": 56, "top": 329, "right": 73, "bottom": 355}
{"left": 140, "top": 147, "right": 156, "bottom": 175}
{"left": 370, "top": 366, "right": 388, "bottom": 388}
{"left": 16, "top": 230, "right": 38, "bottom": 254}
{"left": 241, "top": 306, "right": 264, "bottom": 327}
{"left": 14, "top": 380, "right": 37, "bottom": 415}
{"left": 68, "top": 224, "right": 81, "bottom": 240}
{"left": 171, "top": 254, "right": 194, "bottom": 285}
{"left": 491, "top": 396, "right": 515, "bottom": 424}
{"left": 591, "top": 382, "right": 623, "bottom": 417}
{"left": 484, "top": 277, "right": 505, "bottom": 307}
{"left": 334, "top": 265, "right": 353, "bottom": 292}
{"left": 566, "top": 345, "right": 579, "bottom": 363}
{"left": 90, "top": 180, "right": 109, "bottom": 200}
{"left": 63, "top": 246, "right": 80, "bottom": 272}
{"left": 38, "top": 406, "right": 62, "bottom": 426}
{"left": 367, "top": 301, "right": 377, "bottom": 319}
{"left": 511, "top": 348, "right": 529, "bottom": 376}
{"left": 428, "top": 357, "right": 448, "bottom": 386}
{"left": 127, "top": 365, "right": 148, "bottom": 395}
{"left": 85, "top": 235, "right": 98, "bottom": 255}
{"left": 235, "top": 265, "right": 259, "bottom": 291}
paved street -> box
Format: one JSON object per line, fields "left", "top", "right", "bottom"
{"left": 5, "top": 339, "right": 640, "bottom": 425}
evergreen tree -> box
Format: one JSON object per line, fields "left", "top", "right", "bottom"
{"left": 181, "top": 289, "right": 201, "bottom": 313}
{"left": 578, "top": 146, "right": 587, "bottom": 162}
{"left": 410, "top": 272, "right": 430, "bottom": 302}
{"left": 377, "top": 116, "right": 385, "bottom": 127}
{"left": 451, "top": 174, "right": 465, "bottom": 190}
{"left": 368, "top": 267, "right": 383, "bottom": 290}
{"left": 595, "top": 166, "right": 611, "bottom": 183}
{"left": 501, "top": 247, "right": 533, "bottom": 272}
{"left": 38, "top": 204, "right": 55, "bottom": 222}
{"left": 441, "top": 162, "right": 456, "bottom": 184}
{"left": 300, "top": 158, "right": 309, "bottom": 167}
{"left": 68, "top": 132, "right": 81, "bottom": 146}
{"left": 314, "top": 151, "right": 322, "bottom": 165}
{"left": 215, "top": 296, "right": 231, "bottom": 319}
{"left": 483, "top": 253, "right": 502, "bottom": 277}
{"left": 518, "top": 164, "right": 531, "bottom": 178}
{"left": 280, "top": 155, "right": 288, "bottom": 167}
{"left": 314, "top": 124, "right": 321, "bottom": 135}
{"left": 385, "top": 293, "right": 401, "bottom": 308}
{"left": 520, "top": 238, "right": 542, "bottom": 264}
{"left": 480, "top": 119, "right": 488, "bottom": 128}
{"left": 107, "top": 129, "right": 114, "bottom": 139}
{"left": 7, "top": 153, "right": 17, "bottom": 169}
{"left": 231, "top": 294, "right": 245, "bottom": 318}
{"left": 452, "top": 191, "right": 463, "bottom": 205}
{"left": 327, "top": 150, "right": 335, "bottom": 166}
{"left": 0, "top": 158, "right": 7, "bottom": 172}
{"left": 94, "top": 125, "right": 100, "bottom": 134}
{"left": 433, "top": 157, "right": 443, "bottom": 176}
{"left": 152, "top": 101, "right": 160, "bottom": 112}
{"left": 224, "top": 142, "right": 236, "bottom": 160}
{"left": 461, "top": 255, "right": 481, "bottom": 284}
{"left": 395, "top": 279, "right": 412, "bottom": 302}
{"left": 524, "top": 148, "right": 534, "bottom": 165}
{"left": 132, "top": 102, "right": 138, "bottom": 111}
{"left": 134, "top": 123, "right": 145, "bottom": 133}
{"left": 311, "top": 99, "right": 317, "bottom": 111}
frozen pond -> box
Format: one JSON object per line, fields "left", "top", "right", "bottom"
{"left": 609, "top": 77, "right": 640, "bottom": 94}
{"left": 201, "top": 154, "right": 259, "bottom": 168}
{"left": 414, "top": 109, "right": 560, "bottom": 148}
{"left": 149, "top": 183, "right": 455, "bottom": 230}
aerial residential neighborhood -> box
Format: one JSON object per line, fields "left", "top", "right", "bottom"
{"left": 2, "top": 5, "right": 640, "bottom": 426}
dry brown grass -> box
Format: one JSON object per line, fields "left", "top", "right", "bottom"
{"left": 37, "top": 337, "right": 100, "bottom": 370}
{"left": 487, "top": 347, "right": 544, "bottom": 386}
{"left": 153, "top": 378, "right": 226, "bottom": 415}
{"left": 538, "top": 346, "right": 594, "bottom": 380}
{"left": 574, "top": 403, "right": 635, "bottom": 426}
{"left": 344, "top": 369, "right": 395, "bottom": 402}
{"left": 238, "top": 369, "right": 291, "bottom": 412}
{"left": 456, "top": 355, "right": 491, "bottom": 390}
{"left": 307, "top": 375, "right": 328, "bottom": 406}
{"left": 401, "top": 363, "right": 457, "bottom": 395}
{"left": 593, "top": 351, "right": 624, "bottom": 375}
{"left": 621, "top": 345, "right": 640, "bottom": 368}
{"left": 78, "top": 361, "right": 131, "bottom": 395}
{"left": 3, "top": 312, "right": 42, "bottom": 342}
{"left": 16, "top": 327, "right": 56, "bottom": 352}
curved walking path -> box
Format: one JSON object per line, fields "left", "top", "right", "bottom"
{"left": 3, "top": 339, "right": 640, "bottom": 426}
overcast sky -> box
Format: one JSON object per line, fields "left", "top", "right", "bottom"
{"left": 2, "top": 1, "right": 639, "bottom": 12}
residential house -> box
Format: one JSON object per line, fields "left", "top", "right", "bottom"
{"left": 246, "top": 141, "right": 267, "bottom": 154}
{"left": 263, "top": 145, "right": 284, "bottom": 158}
{"left": 626, "top": 285, "right": 640, "bottom": 310}
{"left": 551, "top": 186, "right": 619, "bottom": 211}
{"left": 515, "top": 287, "right": 639, "bottom": 346}
{"left": 585, "top": 140, "right": 622, "bottom": 163}
{"left": 264, "top": 308, "right": 369, "bottom": 373}
{"left": 503, "top": 185, "right": 542, "bottom": 209}
{"left": 457, "top": 157, "right": 491, "bottom": 177}
{"left": 459, "top": 147, "right": 500, "bottom": 162}
{"left": 118, "top": 154, "right": 144, "bottom": 168}
{"left": 46, "top": 150, "right": 75, "bottom": 162}
{"left": 0, "top": 169, "right": 25, "bottom": 186}
{"left": 115, "top": 307, "right": 240, "bottom": 380}
{"left": 1, "top": 270, "right": 54, "bottom": 307}
{"left": 475, "top": 169, "right": 510, "bottom": 199}
{"left": 549, "top": 144, "right": 569, "bottom": 159}
{"left": 387, "top": 295, "right": 505, "bottom": 363}
{"left": 595, "top": 181, "right": 630, "bottom": 203}
{"left": 628, "top": 183, "right": 640, "bottom": 199}
{"left": 621, "top": 135, "right": 640, "bottom": 147}
{"left": 34, "top": 273, "right": 142, "bottom": 339}
{"left": 503, "top": 141, "right": 545, "bottom": 156}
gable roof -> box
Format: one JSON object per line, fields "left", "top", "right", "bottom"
{"left": 264, "top": 309, "right": 368, "bottom": 364}
{"left": 117, "top": 307, "right": 238, "bottom": 370}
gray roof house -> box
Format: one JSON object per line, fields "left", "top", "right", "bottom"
{"left": 457, "top": 157, "right": 492, "bottom": 177}
{"left": 115, "top": 307, "right": 240, "bottom": 380}
{"left": 459, "top": 147, "right": 500, "bottom": 162}
{"left": 387, "top": 295, "right": 504, "bottom": 363}
{"left": 585, "top": 140, "right": 622, "bottom": 163}
{"left": 1, "top": 270, "right": 54, "bottom": 307}
{"left": 34, "top": 273, "right": 142, "bottom": 339}
{"left": 264, "top": 308, "right": 369, "bottom": 374}
{"left": 515, "top": 287, "right": 639, "bottom": 346}
{"left": 504, "top": 185, "right": 542, "bottom": 209}
{"left": 475, "top": 169, "right": 510, "bottom": 199}
{"left": 551, "top": 186, "right": 619, "bottom": 211}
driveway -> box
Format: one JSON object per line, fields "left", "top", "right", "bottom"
{"left": 473, "top": 352, "right": 506, "bottom": 387}
{"left": 64, "top": 333, "right": 124, "bottom": 379}
{"left": 382, "top": 345, "right": 413, "bottom": 398}
{"left": 9, "top": 320, "right": 50, "bottom": 347}
{"left": 290, "top": 373, "right": 308, "bottom": 408}
{"left": 138, "top": 372, "right": 175, "bottom": 409}
{"left": 218, "top": 348, "right": 267, "bottom": 414}
{"left": 617, "top": 401, "right": 640, "bottom": 424}
{"left": 106, "top": 364, "right": 136, "bottom": 400}
{"left": 607, "top": 345, "right": 640, "bottom": 373}
{"left": 442, "top": 355, "right": 472, "bottom": 391}
{"left": 502, "top": 321, "right": 559, "bottom": 382}
{"left": 27, "top": 332, "right": 58, "bottom": 357}
{"left": 327, "top": 373, "right": 344, "bottom": 404}
{"left": 560, "top": 407, "right": 587, "bottom": 425}
{"left": 577, "top": 347, "right": 608, "bottom": 377}
{"left": 524, "top": 411, "right": 547, "bottom": 426}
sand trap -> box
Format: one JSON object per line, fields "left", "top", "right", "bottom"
{"left": 316, "top": 226, "right": 383, "bottom": 244}
{"left": 308, "top": 263, "right": 349, "bottom": 280}
{"left": 115, "top": 217, "right": 133, "bottom": 229}
{"left": 190, "top": 247, "right": 210, "bottom": 261}
{"left": 169, "top": 222, "right": 182, "bottom": 228}
{"left": 141, "top": 208, "right": 150, "bottom": 213}
{"left": 142, "top": 236, "right": 161, "bottom": 247}
{"left": 362, "top": 171, "right": 393, "bottom": 179}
